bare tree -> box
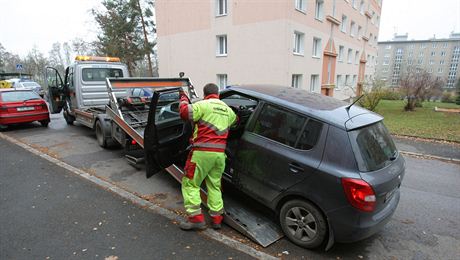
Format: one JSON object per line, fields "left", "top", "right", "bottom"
{"left": 399, "top": 67, "right": 444, "bottom": 111}
{"left": 358, "top": 79, "right": 386, "bottom": 112}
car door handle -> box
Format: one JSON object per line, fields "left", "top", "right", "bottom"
{"left": 289, "top": 163, "right": 304, "bottom": 173}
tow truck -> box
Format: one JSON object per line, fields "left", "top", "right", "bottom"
{"left": 104, "top": 77, "right": 284, "bottom": 247}
{"left": 45, "top": 56, "right": 130, "bottom": 148}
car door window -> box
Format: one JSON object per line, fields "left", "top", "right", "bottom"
{"left": 251, "top": 104, "right": 305, "bottom": 147}
{"left": 296, "top": 119, "right": 323, "bottom": 150}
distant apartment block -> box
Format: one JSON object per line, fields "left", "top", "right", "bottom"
{"left": 376, "top": 32, "right": 460, "bottom": 90}
{"left": 156, "top": 0, "right": 382, "bottom": 100}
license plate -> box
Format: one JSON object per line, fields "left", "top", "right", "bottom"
{"left": 17, "top": 106, "right": 34, "bottom": 111}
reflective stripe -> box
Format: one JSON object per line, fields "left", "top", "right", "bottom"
{"left": 192, "top": 143, "right": 226, "bottom": 149}
{"left": 187, "top": 104, "right": 193, "bottom": 121}
{"left": 198, "top": 119, "right": 229, "bottom": 136}
{"left": 209, "top": 209, "right": 224, "bottom": 216}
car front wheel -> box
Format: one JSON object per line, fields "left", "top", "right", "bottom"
{"left": 279, "top": 199, "right": 327, "bottom": 249}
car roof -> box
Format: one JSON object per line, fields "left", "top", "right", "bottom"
{"left": 225, "top": 85, "right": 383, "bottom": 130}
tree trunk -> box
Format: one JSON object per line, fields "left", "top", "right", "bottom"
{"left": 136, "top": 0, "right": 153, "bottom": 77}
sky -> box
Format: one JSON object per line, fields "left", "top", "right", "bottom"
{"left": 0, "top": 0, "right": 459, "bottom": 57}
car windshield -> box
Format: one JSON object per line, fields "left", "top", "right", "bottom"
{"left": 22, "top": 82, "right": 40, "bottom": 88}
{"left": 1, "top": 91, "right": 41, "bottom": 102}
{"left": 348, "top": 122, "right": 397, "bottom": 172}
{"left": 82, "top": 68, "right": 123, "bottom": 81}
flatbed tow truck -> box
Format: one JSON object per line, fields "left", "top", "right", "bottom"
{"left": 104, "top": 77, "right": 284, "bottom": 247}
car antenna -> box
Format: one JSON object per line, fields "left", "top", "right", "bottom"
{"left": 345, "top": 95, "right": 364, "bottom": 113}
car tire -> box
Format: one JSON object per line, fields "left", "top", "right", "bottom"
{"left": 279, "top": 199, "right": 327, "bottom": 249}
{"left": 40, "top": 120, "right": 50, "bottom": 127}
{"left": 95, "top": 120, "right": 117, "bottom": 148}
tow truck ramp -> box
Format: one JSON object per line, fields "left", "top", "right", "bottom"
{"left": 105, "top": 77, "right": 284, "bottom": 247}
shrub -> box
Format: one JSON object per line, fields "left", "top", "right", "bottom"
{"left": 441, "top": 92, "right": 455, "bottom": 103}
{"left": 381, "top": 89, "right": 402, "bottom": 100}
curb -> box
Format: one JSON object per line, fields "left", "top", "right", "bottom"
{"left": 0, "top": 133, "right": 278, "bottom": 260}
{"left": 399, "top": 150, "right": 460, "bottom": 163}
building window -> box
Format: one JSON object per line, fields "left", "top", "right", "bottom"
{"left": 217, "top": 74, "right": 228, "bottom": 90}
{"left": 376, "top": 16, "right": 380, "bottom": 27}
{"left": 292, "top": 74, "right": 302, "bottom": 88}
{"left": 341, "top": 15, "right": 348, "bottom": 33}
{"left": 310, "top": 74, "right": 319, "bottom": 92}
{"left": 295, "top": 0, "right": 306, "bottom": 12}
{"left": 440, "top": 60, "right": 445, "bottom": 65}
{"left": 432, "top": 42, "right": 437, "bottom": 48}
{"left": 293, "top": 32, "right": 304, "bottom": 55}
{"left": 419, "top": 52, "right": 424, "bottom": 57}
{"left": 429, "top": 59, "right": 434, "bottom": 65}
{"left": 420, "top": 43, "right": 426, "bottom": 49}
{"left": 352, "top": 0, "right": 358, "bottom": 9}
{"left": 360, "top": 1, "right": 365, "bottom": 14}
{"left": 350, "top": 21, "right": 356, "bottom": 37}
{"left": 353, "top": 75, "right": 357, "bottom": 86}
{"left": 338, "top": 45, "right": 344, "bottom": 61}
{"left": 438, "top": 68, "right": 443, "bottom": 73}
{"left": 355, "top": 50, "right": 359, "bottom": 64}
{"left": 345, "top": 75, "right": 351, "bottom": 86}
{"left": 216, "top": 35, "right": 227, "bottom": 56}
{"left": 385, "top": 45, "right": 392, "bottom": 49}
{"left": 347, "top": 48, "right": 353, "bottom": 63}
{"left": 216, "top": 0, "right": 227, "bottom": 16}
{"left": 443, "top": 42, "right": 448, "bottom": 48}
{"left": 430, "top": 51, "right": 435, "bottom": 56}
{"left": 369, "top": 33, "right": 373, "bottom": 45}
{"left": 336, "top": 75, "right": 342, "bottom": 89}
{"left": 312, "top": 38, "right": 321, "bottom": 57}
{"left": 441, "top": 51, "right": 446, "bottom": 56}
{"left": 315, "top": 0, "right": 324, "bottom": 20}
{"left": 358, "top": 25, "right": 362, "bottom": 38}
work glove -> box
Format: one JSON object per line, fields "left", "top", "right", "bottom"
{"left": 179, "top": 89, "right": 190, "bottom": 104}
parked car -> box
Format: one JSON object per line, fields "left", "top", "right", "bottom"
{"left": 13, "top": 81, "right": 45, "bottom": 97}
{"left": 0, "top": 89, "right": 50, "bottom": 130}
{"left": 146, "top": 85, "right": 405, "bottom": 249}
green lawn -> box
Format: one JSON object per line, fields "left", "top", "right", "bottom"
{"left": 375, "top": 100, "right": 460, "bottom": 142}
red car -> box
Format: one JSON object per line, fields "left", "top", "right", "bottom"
{"left": 0, "top": 89, "right": 50, "bottom": 130}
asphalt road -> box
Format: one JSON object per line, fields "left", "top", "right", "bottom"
{"left": 0, "top": 138, "right": 252, "bottom": 260}
{"left": 1, "top": 116, "right": 460, "bottom": 259}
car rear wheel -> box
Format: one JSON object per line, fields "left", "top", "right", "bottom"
{"left": 40, "top": 120, "right": 49, "bottom": 127}
{"left": 63, "top": 109, "right": 75, "bottom": 125}
{"left": 279, "top": 199, "right": 327, "bottom": 249}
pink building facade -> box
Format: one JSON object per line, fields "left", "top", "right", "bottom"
{"left": 156, "top": 0, "right": 382, "bottom": 99}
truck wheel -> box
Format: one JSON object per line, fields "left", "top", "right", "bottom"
{"left": 95, "top": 120, "right": 117, "bottom": 148}
{"left": 279, "top": 199, "right": 327, "bottom": 249}
{"left": 63, "top": 109, "right": 75, "bottom": 125}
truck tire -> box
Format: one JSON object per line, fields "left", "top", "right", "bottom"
{"left": 95, "top": 120, "right": 117, "bottom": 148}
{"left": 63, "top": 109, "right": 75, "bottom": 125}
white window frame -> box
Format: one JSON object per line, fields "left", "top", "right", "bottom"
{"left": 347, "top": 48, "right": 353, "bottom": 63}
{"left": 216, "top": 35, "right": 227, "bottom": 56}
{"left": 293, "top": 31, "right": 305, "bottom": 55}
{"left": 310, "top": 74, "right": 319, "bottom": 92}
{"left": 336, "top": 75, "right": 342, "bottom": 89}
{"left": 345, "top": 75, "right": 351, "bottom": 86}
{"left": 312, "top": 37, "right": 321, "bottom": 57}
{"left": 350, "top": 21, "right": 356, "bottom": 37}
{"left": 355, "top": 50, "right": 359, "bottom": 64}
{"left": 292, "top": 74, "right": 302, "bottom": 88}
{"left": 338, "top": 45, "right": 344, "bottom": 62}
{"left": 341, "top": 15, "right": 348, "bottom": 33}
{"left": 216, "top": 0, "right": 227, "bottom": 16}
{"left": 295, "top": 0, "right": 307, "bottom": 13}
{"left": 217, "top": 74, "right": 228, "bottom": 90}
{"left": 315, "top": 0, "right": 324, "bottom": 20}
{"left": 360, "top": 1, "right": 365, "bottom": 14}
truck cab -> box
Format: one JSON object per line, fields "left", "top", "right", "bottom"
{"left": 45, "top": 55, "right": 129, "bottom": 128}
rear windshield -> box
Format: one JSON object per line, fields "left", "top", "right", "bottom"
{"left": 22, "top": 82, "right": 41, "bottom": 88}
{"left": 348, "top": 122, "right": 397, "bottom": 172}
{"left": 1, "top": 91, "right": 41, "bottom": 102}
{"left": 82, "top": 68, "right": 123, "bottom": 82}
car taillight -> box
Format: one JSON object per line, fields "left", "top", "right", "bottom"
{"left": 341, "top": 178, "right": 376, "bottom": 212}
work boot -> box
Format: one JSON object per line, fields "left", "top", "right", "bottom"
{"left": 210, "top": 215, "right": 224, "bottom": 230}
{"left": 179, "top": 214, "right": 206, "bottom": 231}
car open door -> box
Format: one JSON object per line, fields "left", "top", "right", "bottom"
{"left": 44, "top": 67, "right": 65, "bottom": 114}
{"left": 144, "top": 88, "right": 192, "bottom": 178}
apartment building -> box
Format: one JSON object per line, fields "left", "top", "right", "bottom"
{"left": 156, "top": 0, "right": 382, "bottom": 100}
{"left": 376, "top": 33, "right": 460, "bottom": 90}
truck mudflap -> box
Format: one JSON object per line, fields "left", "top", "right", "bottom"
{"left": 165, "top": 164, "right": 284, "bottom": 247}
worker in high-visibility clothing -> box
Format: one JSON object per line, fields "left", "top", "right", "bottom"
{"left": 178, "top": 83, "right": 237, "bottom": 230}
